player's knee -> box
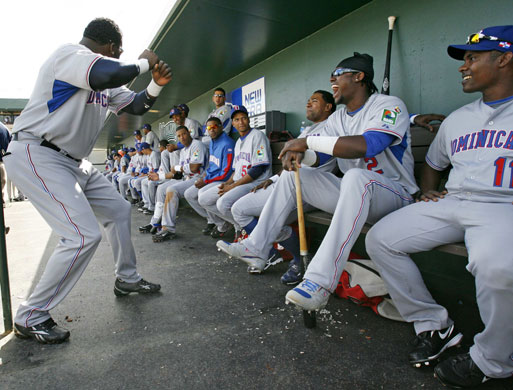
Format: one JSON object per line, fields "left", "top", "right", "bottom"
{"left": 365, "top": 223, "right": 393, "bottom": 265}
{"left": 216, "top": 197, "right": 231, "bottom": 215}
{"left": 469, "top": 257, "right": 513, "bottom": 291}
{"left": 340, "top": 168, "right": 368, "bottom": 188}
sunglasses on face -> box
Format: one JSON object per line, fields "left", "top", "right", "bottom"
{"left": 331, "top": 68, "right": 359, "bottom": 78}
{"left": 466, "top": 32, "right": 511, "bottom": 45}
{"left": 206, "top": 124, "right": 219, "bottom": 130}
{"left": 213, "top": 94, "right": 225, "bottom": 98}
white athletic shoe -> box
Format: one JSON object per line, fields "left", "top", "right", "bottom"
{"left": 247, "top": 252, "right": 284, "bottom": 274}
{"left": 285, "top": 279, "right": 330, "bottom": 311}
{"left": 216, "top": 241, "right": 266, "bottom": 271}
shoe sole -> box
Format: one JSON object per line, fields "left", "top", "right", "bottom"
{"left": 411, "top": 333, "right": 464, "bottom": 368}
{"left": 216, "top": 242, "right": 239, "bottom": 259}
{"left": 14, "top": 327, "right": 70, "bottom": 344}
{"left": 285, "top": 295, "right": 327, "bottom": 312}
{"left": 114, "top": 285, "right": 161, "bottom": 296}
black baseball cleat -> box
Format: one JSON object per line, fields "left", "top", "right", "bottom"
{"left": 210, "top": 225, "right": 233, "bottom": 239}
{"left": 202, "top": 223, "right": 215, "bottom": 235}
{"left": 434, "top": 353, "right": 489, "bottom": 388}
{"left": 410, "top": 324, "right": 463, "bottom": 367}
{"left": 14, "top": 318, "right": 70, "bottom": 344}
{"left": 139, "top": 224, "right": 153, "bottom": 233}
{"left": 152, "top": 230, "right": 176, "bottom": 243}
{"left": 114, "top": 278, "right": 161, "bottom": 296}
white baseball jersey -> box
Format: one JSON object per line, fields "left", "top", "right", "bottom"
{"left": 233, "top": 129, "right": 272, "bottom": 182}
{"left": 158, "top": 149, "right": 171, "bottom": 174}
{"left": 206, "top": 104, "right": 232, "bottom": 135}
{"left": 143, "top": 131, "right": 160, "bottom": 152}
{"left": 185, "top": 117, "right": 202, "bottom": 139}
{"left": 426, "top": 98, "right": 513, "bottom": 203}
{"left": 148, "top": 150, "right": 160, "bottom": 172}
{"left": 112, "top": 159, "right": 120, "bottom": 172}
{"left": 179, "top": 139, "right": 208, "bottom": 180}
{"left": 12, "top": 43, "right": 135, "bottom": 159}
{"left": 322, "top": 93, "right": 418, "bottom": 194}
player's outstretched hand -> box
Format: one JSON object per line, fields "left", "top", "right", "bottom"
{"left": 414, "top": 113, "right": 446, "bottom": 133}
{"left": 152, "top": 61, "right": 172, "bottom": 86}
{"left": 139, "top": 49, "right": 159, "bottom": 69}
{"left": 416, "top": 189, "right": 448, "bottom": 202}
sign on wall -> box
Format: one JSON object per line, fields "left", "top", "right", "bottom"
{"left": 228, "top": 76, "right": 266, "bottom": 129}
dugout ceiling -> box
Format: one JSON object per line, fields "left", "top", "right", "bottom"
{"left": 99, "top": 0, "right": 370, "bottom": 148}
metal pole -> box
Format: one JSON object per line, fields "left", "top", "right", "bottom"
{"left": 0, "top": 201, "right": 13, "bottom": 334}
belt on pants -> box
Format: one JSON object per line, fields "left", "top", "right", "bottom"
{"left": 13, "top": 133, "right": 81, "bottom": 163}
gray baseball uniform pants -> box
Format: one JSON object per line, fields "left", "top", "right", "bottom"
{"left": 365, "top": 196, "right": 513, "bottom": 379}
{"left": 242, "top": 168, "right": 412, "bottom": 291}
{"left": 129, "top": 176, "right": 145, "bottom": 199}
{"left": 4, "top": 140, "right": 140, "bottom": 327}
{"left": 141, "top": 178, "right": 163, "bottom": 211}
{"left": 184, "top": 182, "right": 219, "bottom": 224}
{"left": 161, "top": 179, "right": 196, "bottom": 232}
{"left": 118, "top": 174, "right": 132, "bottom": 199}
{"left": 150, "top": 179, "right": 181, "bottom": 225}
{"left": 198, "top": 182, "right": 258, "bottom": 230}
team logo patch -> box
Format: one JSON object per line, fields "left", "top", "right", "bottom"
{"left": 193, "top": 150, "right": 199, "bottom": 158}
{"left": 499, "top": 41, "right": 511, "bottom": 48}
{"left": 381, "top": 109, "right": 398, "bottom": 125}
{"left": 256, "top": 145, "right": 265, "bottom": 160}
{"left": 394, "top": 106, "right": 401, "bottom": 114}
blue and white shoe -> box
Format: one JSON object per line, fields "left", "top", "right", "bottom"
{"left": 285, "top": 279, "right": 329, "bottom": 311}
{"left": 216, "top": 240, "right": 266, "bottom": 271}
{"left": 280, "top": 259, "right": 302, "bottom": 285}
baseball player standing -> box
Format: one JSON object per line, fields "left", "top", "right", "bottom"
{"left": 202, "top": 87, "right": 232, "bottom": 142}
{"left": 366, "top": 26, "right": 513, "bottom": 388}
{"left": 4, "top": 18, "right": 172, "bottom": 344}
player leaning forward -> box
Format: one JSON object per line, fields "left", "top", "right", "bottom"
{"left": 366, "top": 26, "right": 513, "bottom": 388}
{"left": 4, "top": 18, "right": 171, "bottom": 344}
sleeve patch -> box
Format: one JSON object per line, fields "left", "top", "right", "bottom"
{"left": 381, "top": 109, "right": 399, "bottom": 125}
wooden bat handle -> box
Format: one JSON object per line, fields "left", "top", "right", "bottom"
{"left": 294, "top": 165, "right": 308, "bottom": 256}
{"left": 388, "top": 16, "right": 396, "bottom": 30}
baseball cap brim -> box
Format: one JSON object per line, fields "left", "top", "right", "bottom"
{"left": 448, "top": 41, "right": 510, "bottom": 60}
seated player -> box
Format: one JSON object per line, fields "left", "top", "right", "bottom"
{"left": 198, "top": 105, "right": 272, "bottom": 239}
{"left": 366, "top": 26, "right": 513, "bottom": 388}
{"left": 184, "top": 117, "right": 235, "bottom": 235}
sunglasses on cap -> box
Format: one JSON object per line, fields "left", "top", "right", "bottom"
{"left": 213, "top": 94, "right": 225, "bottom": 98}
{"left": 331, "top": 68, "right": 360, "bottom": 78}
{"left": 206, "top": 124, "right": 219, "bottom": 130}
{"left": 466, "top": 32, "right": 511, "bottom": 45}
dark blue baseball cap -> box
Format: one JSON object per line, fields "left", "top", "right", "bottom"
{"left": 448, "top": 25, "right": 513, "bottom": 60}
{"left": 129, "top": 147, "right": 136, "bottom": 152}
{"left": 178, "top": 103, "right": 189, "bottom": 114}
{"left": 169, "top": 107, "right": 182, "bottom": 117}
{"left": 231, "top": 105, "right": 248, "bottom": 119}
{"left": 140, "top": 142, "right": 151, "bottom": 150}
{"left": 134, "top": 130, "right": 141, "bottom": 136}
{"left": 142, "top": 124, "right": 152, "bottom": 131}
{"left": 135, "top": 143, "right": 142, "bottom": 152}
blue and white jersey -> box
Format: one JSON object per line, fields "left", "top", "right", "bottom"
{"left": 233, "top": 129, "right": 271, "bottom": 182}
{"left": 426, "top": 97, "right": 513, "bottom": 203}
{"left": 12, "top": 43, "right": 135, "bottom": 159}
{"left": 322, "top": 93, "right": 418, "bottom": 194}
{"left": 205, "top": 132, "right": 235, "bottom": 184}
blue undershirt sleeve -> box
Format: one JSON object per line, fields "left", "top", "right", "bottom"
{"left": 363, "top": 131, "right": 397, "bottom": 158}
{"left": 247, "top": 164, "right": 268, "bottom": 180}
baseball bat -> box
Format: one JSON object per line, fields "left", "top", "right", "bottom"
{"left": 381, "top": 16, "right": 397, "bottom": 95}
{"left": 293, "top": 163, "right": 316, "bottom": 329}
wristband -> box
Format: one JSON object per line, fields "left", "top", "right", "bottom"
{"left": 269, "top": 174, "right": 279, "bottom": 183}
{"left": 306, "top": 136, "right": 338, "bottom": 155}
{"left": 158, "top": 172, "right": 165, "bottom": 181}
{"left": 410, "top": 114, "right": 418, "bottom": 125}
{"left": 146, "top": 79, "right": 164, "bottom": 98}
{"left": 138, "top": 58, "right": 150, "bottom": 74}
{"left": 301, "top": 149, "right": 317, "bottom": 167}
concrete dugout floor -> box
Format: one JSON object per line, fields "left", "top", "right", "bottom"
{"left": 1, "top": 201, "right": 512, "bottom": 389}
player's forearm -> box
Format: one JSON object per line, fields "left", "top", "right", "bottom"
{"left": 233, "top": 174, "right": 254, "bottom": 188}
{"left": 122, "top": 91, "right": 156, "bottom": 115}
{"left": 419, "top": 163, "right": 444, "bottom": 193}
{"left": 332, "top": 136, "right": 367, "bottom": 159}
{"left": 305, "top": 135, "right": 367, "bottom": 159}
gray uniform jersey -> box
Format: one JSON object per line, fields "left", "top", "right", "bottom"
{"left": 179, "top": 139, "right": 208, "bottom": 180}
{"left": 322, "top": 93, "right": 418, "bottom": 194}
{"left": 206, "top": 104, "right": 232, "bottom": 135}
{"left": 426, "top": 98, "right": 513, "bottom": 203}
{"left": 144, "top": 131, "right": 160, "bottom": 152}
{"left": 299, "top": 120, "right": 337, "bottom": 173}
{"left": 148, "top": 151, "right": 160, "bottom": 172}
{"left": 185, "top": 118, "right": 202, "bottom": 140}
{"left": 12, "top": 43, "right": 135, "bottom": 159}
{"left": 158, "top": 149, "right": 171, "bottom": 174}
{"left": 233, "top": 129, "right": 272, "bottom": 182}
